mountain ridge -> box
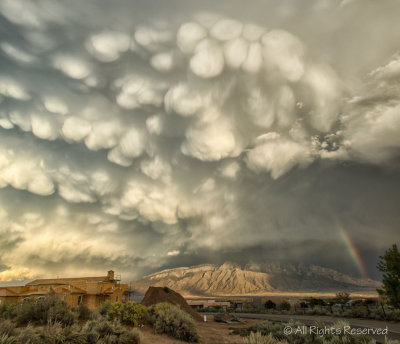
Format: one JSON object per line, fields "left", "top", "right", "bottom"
{"left": 132, "top": 262, "right": 380, "bottom": 296}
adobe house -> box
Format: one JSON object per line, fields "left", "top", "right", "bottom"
{"left": 0, "top": 270, "right": 129, "bottom": 309}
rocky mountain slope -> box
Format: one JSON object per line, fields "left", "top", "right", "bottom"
{"left": 133, "top": 262, "right": 380, "bottom": 296}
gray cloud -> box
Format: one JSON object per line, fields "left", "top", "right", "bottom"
{"left": 0, "top": 0, "right": 399, "bottom": 283}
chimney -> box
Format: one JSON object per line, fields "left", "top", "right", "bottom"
{"left": 107, "top": 270, "right": 115, "bottom": 281}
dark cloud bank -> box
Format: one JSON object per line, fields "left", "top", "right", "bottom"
{"left": 0, "top": 0, "right": 399, "bottom": 283}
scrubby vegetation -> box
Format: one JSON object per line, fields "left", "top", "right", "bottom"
{"left": 0, "top": 293, "right": 204, "bottom": 344}
{"left": 0, "top": 291, "right": 75, "bottom": 326}
{"left": 84, "top": 317, "right": 141, "bottom": 344}
{"left": 108, "top": 301, "right": 148, "bottom": 327}
{"left": 0, "top": 319, "right": 141, "bottom": 344}
{"left": 237, "top": 320, "right": 395, "bottom": 344}
{"left": 148, "top": 302, "right": 199, "bottom": 342}
{"left": 0, "top": 294, "right": 143, "bottom": 344}
{"left": 243, "top": 331, "right": 285, "bottom": 344}
{"left": 220, "top": 294, "right": 400, "bottom": 321}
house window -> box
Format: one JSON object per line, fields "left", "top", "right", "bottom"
{"left": 63, "top": 295, "right": 66, "bottom": 301}
{"left": 115, "top": 296, "right": 119, "bottom": 303}
{"left": 77, "top": 295, "right": 82, "bottom": 306}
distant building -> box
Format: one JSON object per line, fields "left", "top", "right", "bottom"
{"left": 186, "top": 297, "right": 258, "bottom": 311}
{"left": 0, "top": 270, "right": 129, "bottom": 309}
{"left": 187, "top": 299, "right": 231, "bottom": 311}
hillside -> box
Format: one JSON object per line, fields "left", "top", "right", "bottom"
{"left": 132, "top": 262, "right": 380, "bottom": 296}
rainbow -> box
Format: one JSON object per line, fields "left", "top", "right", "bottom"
{"left": 337, "top": 223, "right": 369, "bottom": 279}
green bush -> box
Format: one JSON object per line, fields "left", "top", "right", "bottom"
{"left": 98, "top": 301, "right": 111, "bottom": 317}
{"left": 77, "top": 303, "right": 91, "bottom": 321}
{"left": 108, "top": 302, "right": 148, "bottom": 327}
{"left": 0, "top": 303, "right": 17, "bottom": 320}
{"left": 4, "top": 292, "right": 76, "bottom": 326}
{"left": 151, "top": 303, "right": 199, "bottom": 342}
{"left": 37, "top": 292, "right": 75, "bottom": 326}
{"left": 386, "top": 309, "right": 400, "bottom": 321}
{"left": 279, "top": 301, "right": 291, "bottom": 311}
{"left": 14, "top": 299, "right": 36, "bottom": 326}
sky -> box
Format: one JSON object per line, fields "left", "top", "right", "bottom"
{"left": 0, "top": 0, "right": 399, "bottom": 284}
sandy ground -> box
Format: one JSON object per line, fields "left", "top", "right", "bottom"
{"left": 140, "top": 316, "right": 260, "bottom": 344}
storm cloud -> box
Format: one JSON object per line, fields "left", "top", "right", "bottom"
{"left": 0, "top": 0, "right": 400, "bottom": 283}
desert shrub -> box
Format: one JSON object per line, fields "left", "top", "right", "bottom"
{"left": 77, "top": 303, "right": 91, "bottom": 321}
{"left": 84, "top": 317, "right": 123, "bottom": 339}
{"left": 40, "top": 322, "right": 86, "bottom": 344}
{"left": 0, "top": 316, "right": 142, "bottom": 344}
{"left": 99, "top": 301, "right": 111, "bottom": 317}
{"left": 244, "top": 321, "right": 311, "bottom": 343}
{"left": 15, "top": 325, "right": 41, "bottom": 344}
{"left": 279, "top": 301, "right": 291, "bottom": 311}
{"left": 83, "top": 317, "right": 140, "bottom": 344}
{"left": 0, "top": 334, "right": 17, "bottom": 344}
{"left": 239, "top": 320, "right": 377, "bottom": 344}
{"left": 96, "top": 334, "right": 118, "bottom": 344}
{"left": 384, "top": 338, "right": 400, "bottom": 344}
{"left": 118, "top": 328, "right": 141, "bottom": 344}
{"left": 108, "top": 301, "right": 148, "bottom": 327}
{"left": 386, "top": 309, "right": 400, "bottom": 321}
{"left": 10, "top": 292, "right": 75, "bottom": 326}
{"left": 345, "top": 305, "right": 369, "bottom": 318}
{"left": 0, "top": 320, "right": 16, "bottom": 337}
{"left": 243, "top": 332, "right": 287, "bottom": 344}
{"left": 0, "top": 304, "right": 17, "bottom": 320}
{"left": 152, "top": 303, "right": 198, "bottom": 342}
{"left": 36, "top": 292, "right": 75, "bottom": 326}
{"left": 14, "top": 299, "right": 36, "bottom": 326}
{"left": 147, "top": 302, "right": 172, "bottom": 319}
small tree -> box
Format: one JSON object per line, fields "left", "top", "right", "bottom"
{"left": 377, "top": 244, "right": 400, "bottom": 308}
{"left": 264, "top": 300, "right": 276, "bottom": 310}
{"left": 279, "top": 301, "right": 291, "bottom": 311}
{"left": 335, "top": 292, "right": 350, "bottom": 304}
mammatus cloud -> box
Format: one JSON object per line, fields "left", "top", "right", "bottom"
{"left": 0, "top": 0, "right": 400, "bottom": 283}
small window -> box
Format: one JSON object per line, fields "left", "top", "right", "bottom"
{"left": 63, "top": 295, "right": 66, "bottom": 301}
{"left": 77, "top": 295, "right": 82, "bottom": 306}
{"left": 115, "top": 296, "right": 119, "bottom": 303}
